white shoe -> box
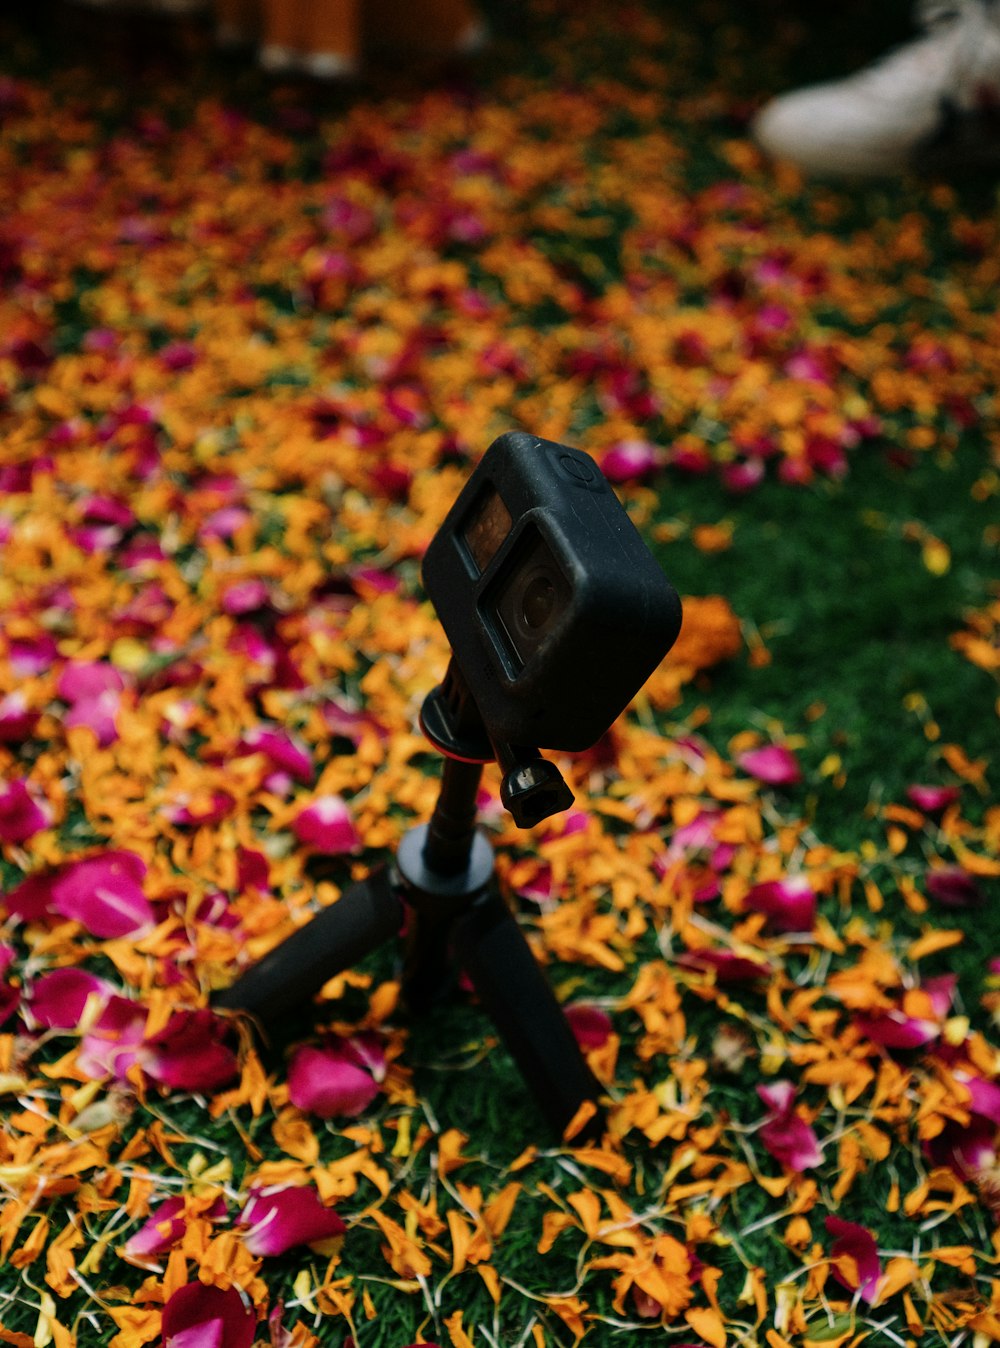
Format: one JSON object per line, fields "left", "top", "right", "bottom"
{"left": 299, "top": 50, "right": 359, "bottom": 81}
{"left": 752, "top": 0, "right": 1000, "bottom": 175}
{"left": 258, "top": 43, "right": 297, "bottom": 73}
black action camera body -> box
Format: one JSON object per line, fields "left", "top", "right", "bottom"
{"left": 422, "top": 432, "right": 682, "bottom": 753}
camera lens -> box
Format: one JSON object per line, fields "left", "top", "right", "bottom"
{"left": 521, "top": 574, "right": 556, "bottom": 630}
{"left": 486, "top": 528, "right": 571, "bottom": 673}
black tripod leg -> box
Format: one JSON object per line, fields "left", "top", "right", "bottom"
{"left": 450, "top": 890, "right": 605, "bottom": 1142}
{"left": 213, "top": 866, "right": 404, "bottom": 1024}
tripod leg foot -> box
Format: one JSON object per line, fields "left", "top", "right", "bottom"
{"left": 213, "top": 866, "right": 404, "bottom": 1024}
{"left": 450, "top": 890, "right": 605, "bottom": 1141}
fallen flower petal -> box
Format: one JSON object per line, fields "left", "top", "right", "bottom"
{"left": 236, "top": 727, "right": 313, "bottom": 784}
{"left": 601, "top": 438, "right": 660, "bottom": 482}
{"left": 925, "top": 865, "right": 983, "bottom": 908}
{"left": 161, "top": 1281, "right": 256, "bottom": 1348}
{"left": 122, "top": 1196, "right": 187, "bottom": 1259}
{"left": 287, "top": 1035, "right": 385, "bottom": 1118}
{"left": 564, "top": 1003, "right": 614, "bottom": 1050}
{"left": 757, "top": 1081, "right": 822, "bottom": 1171}
{"left": 738, "top": 745, "right": 802, "bottom": 786}
{"left": 0, "top": 779, "right": 49, "bottom": 843}
{"left": 292, "top": 795, "right": 361, "bottom": 854}
{"left": 50, "top": 850, "right": 155, "bottom": 938}
{"left": 826, "top": 1215, "right": 882, "bottom": 1303}
{"left": 145, "top": 1009, "right": 238, "bottom": 1092}
{"left": 238, "top": 1184, "right": 346, "bottom": 1256}
{"left": 906, "top": 784, "right": 961, "bottom": 812}
{"left": 26, "top": 966, "right": 115, "bottom": 1028}
{"left": 743, "top": 876, "right": 817, "bottom": 933}
{"left": 677, "top": 948, "right": 773, "bottom": 982}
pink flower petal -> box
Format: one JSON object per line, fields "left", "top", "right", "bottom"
{"left": 0, "top": 691, "right": 39, "bottom": 743}
{"left": 26, "top": 967, "right": 115, "bottom": 1028}
{"left": 123, "top": 1197, "right": 187, "bottom": 1259}
{"left": 600, "top": 439, "right": 660, "bottom": 483}
{"left": 514, "top": 862, "right": 555, "bottom": 904}
{"left": 222, "top": 579, "right": 270, "bottom": 615}
{"left": 236, "top": 728, "right": 313, "bottom": 784}
{"left": 852, "top": 1011, "right": 938, "bottom": 1050}
{"left": 0, "top": 779, "right": 49, "bottom": 842}
{"left": 564, "top": 1003, "right": 614, "bottom": 1050}
{"left": 287, "top": 1035, "right": 385, "bottom": 1118}
{"left": 743, "top": 876, "right": 816, "bottom": 933}
{"left": 237, "top": 848, "right": 271, "bottom": 894}
{"left": 56, "top": 660, "right": 126, "bottom": 704}
{"left": 165, "top": 792, "right": 236, "bottom": 828}
{"left": 292, "top": 795, "right": 361, "bottom": 854}
{"left": 161, "top": 1282, "right": 256, "bottom": 1348}
{"left": 957, "top": 1073, "right": 1000, "bottom": 1125}
{"left": 757, "top": 1080, "right": 822, "bottom": 1171}
{"left": 825, "top": 1216, "right": 881, "bottom": 1303}
{"left": 238, "top": 1184, "right": 346, "bottom": 1256}
{"left": 677, "top": 949, "right": 773, "bottom": 983}
{"left": 3, "top": 870, "right": 59, "bottom": 921}
{"left": 145, "top": 1010, "right": 238, "bottom": 1092}
{"left": 8, "top": 633, "right": 57, "bottom": 676}
{"left": 78, "top": 996, "right": 148, "bottom": 1081}
{"left": 50, "top": 850, "right": 154, "bottom": 938}
{"left": 199, "top": 506, "right": 252, "bottom": 540}
{"left": 738, "top": 745, "right": 802, "bottom": 786}
{"left": 924, "top": 1115, "right": 997, "bottom": 1178}
{"left": 925, "top": 866, "right": 983, "bottom": 908}
{"left": 906, "top": 785, "right": 960, "bottom": 813}
{"left": 64, "top": 689, "right": 123, "bottom": 746}
{"left": 722, "top": 458, "right": 766, "bottom": 493}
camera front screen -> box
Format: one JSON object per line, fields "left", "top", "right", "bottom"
{"left": 462, "top": 487, "right": 513, "bottom": 573}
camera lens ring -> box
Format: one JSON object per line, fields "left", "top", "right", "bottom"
{"left": 519, "top": 572, "right": 557, "bottom": 631}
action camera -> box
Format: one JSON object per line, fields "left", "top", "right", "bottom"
{"left": 422, "top": 432, "right": 682, "bottom": 755}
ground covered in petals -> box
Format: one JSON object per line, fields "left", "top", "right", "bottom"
{"left": 0, "top": 2, "right": 999, "bottom": 1345}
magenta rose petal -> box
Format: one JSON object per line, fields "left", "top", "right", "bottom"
{"left": 292, "top": 795, "right": 361, "bottom": 854}
{"left": 677, "top": 948, "right": 774, "bottom": 983}
{"left": 50, "top": 850, "right": 155, "bottom": 938}
{"left": 238, "top": 1184, "right": 346, "bottom": 1256}
{"left": 78, "top": 996, "right": 149, "bottom": 1082}
{"left": 2, "top": 870, "right": 58, "bottom": 922}
{"left": 738, "top": 744, "right": 802, "bottom": 786}
{"left": 0, "top": 779, "right": 49, "bottom": 843}
{"left": 161, "top": 1282, "right": 256, "bottom": 1348}
{"left": 123, "top": 1197, "right": 188, "bottom": 1260}
{"left": 905, "top": 784, "right": 960, "bottom": 812}
{"left": 743, "top": 876, "right": 817, "bottom": 933}
{"left": 144, "top": 1010, "right": 238, "bottom": 1092}
{"left": 26, "top": 967, "right": 115, "bottom": 1029}
{"left": 564, "top": 1003, "right": 614, "bottom": 1050}
{"left": 756, "top": 1080, "right": 822, "bottom": 1171}
{"left": 925, "top": 865, "right": 983, "bottom": 908}
{"left": 236, "top": 727, "right": 313, "bottom": 784}
{"left": 825, "top": 1216, "right": 882, "bottom": 1303}
{"left": 287, "top": 1036, "right": 386, "bottom": 1118}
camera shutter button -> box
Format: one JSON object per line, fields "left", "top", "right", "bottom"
{"left": 557, "top": 453, "right": 597, "bottom": 484}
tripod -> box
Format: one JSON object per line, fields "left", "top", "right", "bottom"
{"left": 215, "top": 661, "right": 604, "bottom": 1140}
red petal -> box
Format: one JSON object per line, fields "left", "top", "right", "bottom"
{"left": 50, "top": 851, "right": 155, "bottom": 938}
{"left": 161, "top": 1282, "right": 255, "bottom": 1348}
{"left": 27, "top": 967, "right": 115, "bottom": 1028}
{"left": 743, "top": 876, "right": 816, "bottom": 933}
{"left": 239, "top": 1184, "right": 346, "bottom": 1256}
{"left": 287, "top": 1039, "right": 384, "bottom": 1118}
{"left": 825, "top": 1216, "right": 881, "bottom": 1303}
{"left": 738, "top": 744, "right": 802, "bottom": 786}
